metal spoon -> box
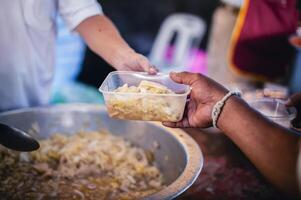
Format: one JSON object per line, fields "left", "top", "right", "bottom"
{"left": 0, "top": 123, "right": 40, "bottom": 151}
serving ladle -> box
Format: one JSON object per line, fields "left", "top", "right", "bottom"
{"left": 0, "top": 123, "right": 40, "bottom": 151}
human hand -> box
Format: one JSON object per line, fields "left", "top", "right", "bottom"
{"left": 286, "top": 93, "right": 301, "bottom": 128}
{"left": 76, "top": 15, "right": 157, "bottom": 74}
{"left": 114, "top": 50, "right": 157, "bottom": 74}
{"left": 163, "top": 72, "right": 228, "bottom": 128}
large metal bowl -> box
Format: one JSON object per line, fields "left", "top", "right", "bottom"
{"left": 0, "top": 104, "right": 203, "bottom": 200}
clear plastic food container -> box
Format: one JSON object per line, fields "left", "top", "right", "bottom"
{"left": 249, "top": 98, "right": 297, "bottom": 128}
{"left": 99, "top": 71, "right": 191, "bottom": 122}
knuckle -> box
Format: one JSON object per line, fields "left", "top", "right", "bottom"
{"left": 192, "top": 73, "right": 201, "bottom": 81}
{"left": 139, "top": 55, "right": 147, "bottom": 61}
{"left": 179, "top": 71, "right": 191, "bottom": 78}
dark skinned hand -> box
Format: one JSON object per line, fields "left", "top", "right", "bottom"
{"left": 163, "top": 72, "right": 228, "bottom": 128}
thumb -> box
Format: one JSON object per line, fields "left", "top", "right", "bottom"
{"left": 138, "top": 55, "right": 158, "bottom": 74}
{"left": 170, "top": 71, "right": 201, "bottom": 86}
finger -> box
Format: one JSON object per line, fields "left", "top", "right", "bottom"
{"left": 163, "top": 121, "right": 186, "bottom": 128}
{"left": 180, "top": 118, "right": 191, "bottom": 128}
{"left": 170, "top": 71, "right": 202, "bottom": 86}
{"left": 162, "top": 122, "right": 178, "bottom": 128}
{"left": 149, "top": 65, "right": 159, "bottom": 75}
{"left": 286, "top": 93, "right": 301, "bottom": 106}
{"left": 162, "top": 117, "right": 190, "bottom": 128}
{"left": 163, "top": 99, "right": 192, "bottom": 128}
{"left": 137, "top": 56, "right": 157, "bottom": 74}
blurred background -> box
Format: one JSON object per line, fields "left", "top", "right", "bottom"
{"left": 52, "top": 0, "right": 301, "bottom": 105}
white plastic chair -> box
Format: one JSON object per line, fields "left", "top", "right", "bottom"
{"left": 149, "top": 13, "right": 206, "bottom": 72}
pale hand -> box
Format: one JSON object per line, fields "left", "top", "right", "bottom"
{"left": 114, "top": 51, "right": 157, "bottom": 74}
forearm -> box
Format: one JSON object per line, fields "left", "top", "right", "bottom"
{"left": 76, "top": 15, "right": 134, "bottom": 69}
{"left": 218, "top": 96, "right": 299, "bottom": 196}
{"left": 166, "top": 72, "right": 300, "bottom": 196}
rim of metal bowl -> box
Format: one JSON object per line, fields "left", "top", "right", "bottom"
{"left": 0, "top": 103, "right": 203, "bottom": 200}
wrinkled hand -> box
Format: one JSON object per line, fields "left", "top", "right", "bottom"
{"left": 163, "top": 72, "right": 228, "bottom": 128}
{"left": 286, "top": 93, "right": 301, "bottom": 128}
{"left": 114, "top": 51, "right": 157, "bottom": 74}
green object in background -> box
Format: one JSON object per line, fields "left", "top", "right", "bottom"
{"left": 51, "top": 82, "right": 104, "bottom": 104}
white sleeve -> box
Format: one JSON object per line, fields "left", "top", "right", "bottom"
{"left": 59, "top": 0, "right": 103, "bottom": 31}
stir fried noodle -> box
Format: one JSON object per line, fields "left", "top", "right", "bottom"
{"left": 107, "top": 80, "right": 182, "bottom": 121}
{"left": 0, "top": 131, "right": 164, "bottom": 200}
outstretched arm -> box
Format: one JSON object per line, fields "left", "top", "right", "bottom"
{"left": 164, "top": 72, "right": 300, "bottom": 197}
{"left": 76, "top": 15, "right": 157, "bottom": 73}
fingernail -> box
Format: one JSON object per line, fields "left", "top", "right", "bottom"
{"left": 150, "top": 67, "right": 157, "bottom": 73}
{"left": 162, "top": 122, "right": 169, "bottom": 127}
{"left": 162, "top": 122, "right": 173, "bottom": 127}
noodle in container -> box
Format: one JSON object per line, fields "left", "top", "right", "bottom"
{"left": 99, "top": 71, "right": 191, "bottom": 122}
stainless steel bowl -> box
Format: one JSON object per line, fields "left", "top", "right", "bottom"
{"left": 0, "top": 104, "right": 203, "bottom": 200}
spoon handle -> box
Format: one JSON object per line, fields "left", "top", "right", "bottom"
{"left": 0, "top": 123, "right": 40, "bottom": 151}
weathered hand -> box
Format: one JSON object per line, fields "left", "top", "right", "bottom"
{"left": 163, "top": 72, "right": 228, "bottom": 128}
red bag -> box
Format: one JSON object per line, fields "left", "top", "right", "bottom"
{"left": 229, "top": 0, "right": 299, "bottom": 81}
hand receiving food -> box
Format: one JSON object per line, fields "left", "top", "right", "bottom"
{"left": 286, "top": 93, "right": 301, "bottom": 128}
{"left": 163, "top": 72, "right": 228, "bottom": 128}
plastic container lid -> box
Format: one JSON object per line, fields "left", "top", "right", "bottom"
{"left": 249, "top": 98, "right": 297, "bottom": 128}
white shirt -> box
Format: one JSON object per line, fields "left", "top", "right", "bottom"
{"left": 0, "top": 0, "right": 103, "bottom": 111}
